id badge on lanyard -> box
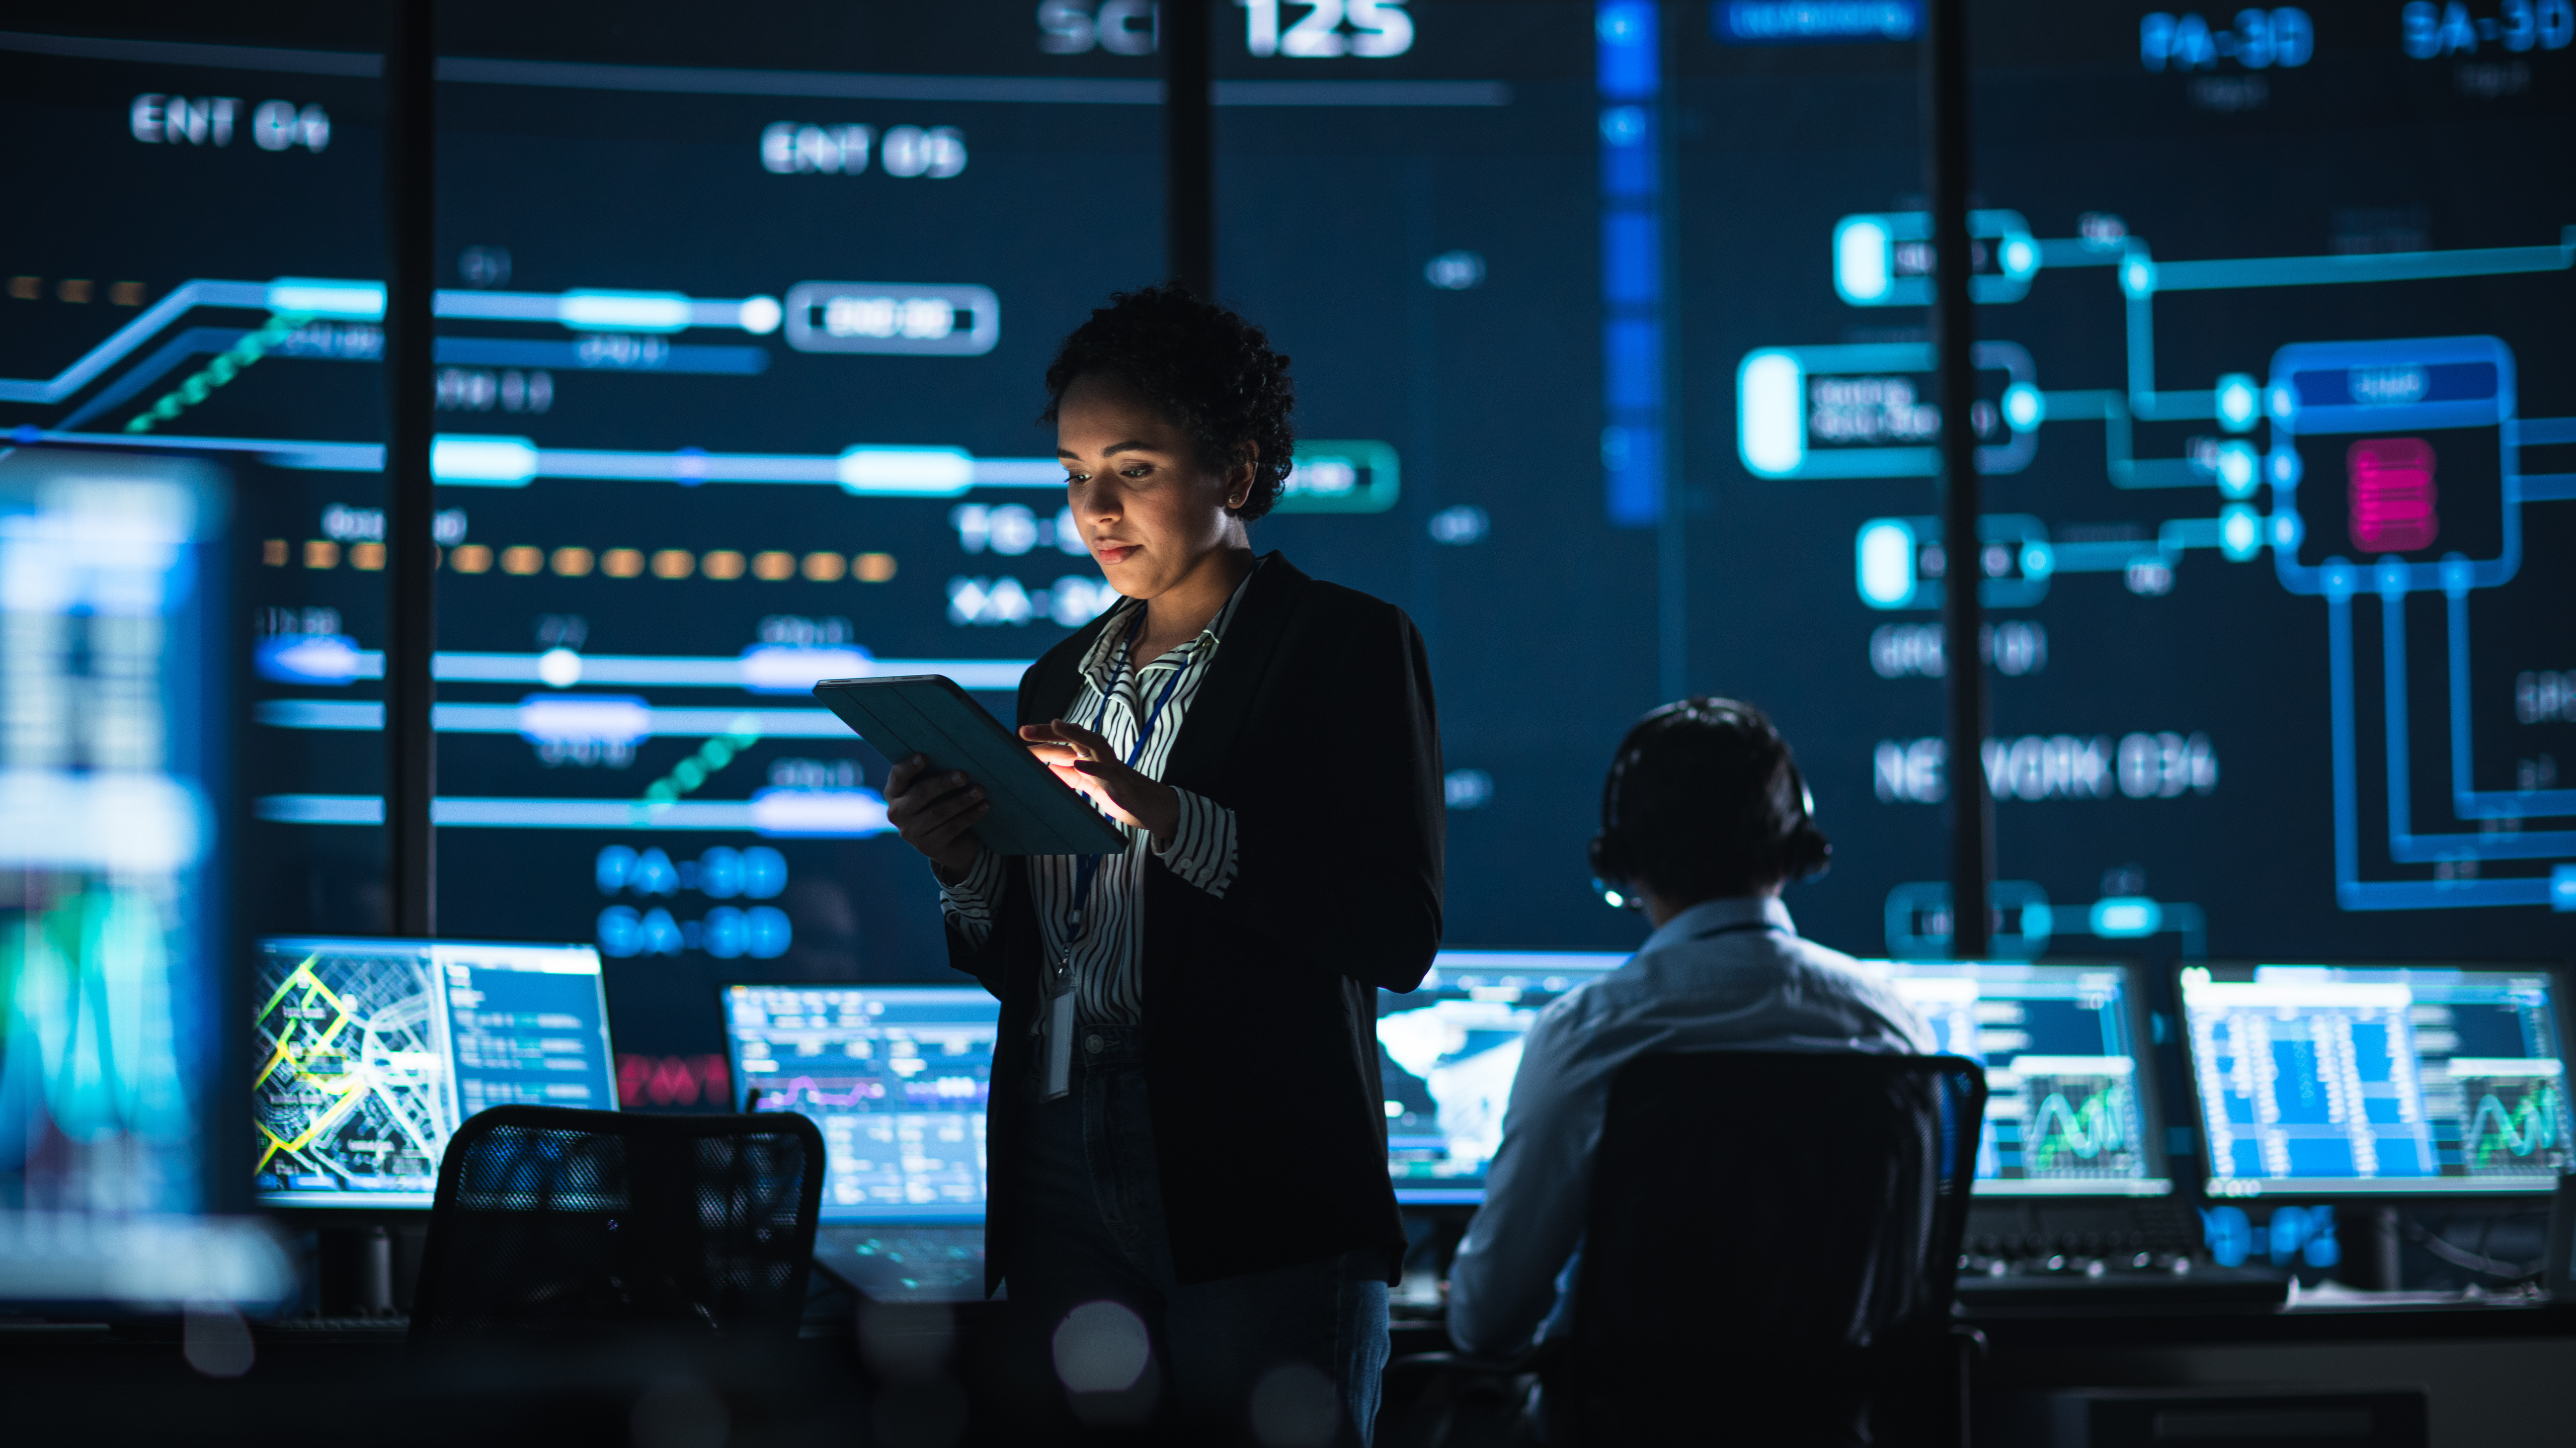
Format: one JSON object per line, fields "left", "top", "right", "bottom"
{"left": 1043, "top": 985, "right": 1078, "bottom": 1100}
{"left": 1039, "top": 869, "right": 1093, "bottom": 1100}
{"left": 1038, "top": 622, "right": 1188, "bottom": 1101}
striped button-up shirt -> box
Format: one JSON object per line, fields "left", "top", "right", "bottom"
{"left": 936, "top": 565, "right": 1253, "bottom": 1024}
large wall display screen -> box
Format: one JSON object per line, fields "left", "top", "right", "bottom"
{"left": 4, "top": 4, "right": 2566, "bottom": 1098}
{"left": 0, "top": 3, "right": 1625, "bottom": 1075}
{"left": 1672, "top": 2, "right": 2575, "bottom": 966}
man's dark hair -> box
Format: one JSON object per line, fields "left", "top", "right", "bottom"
{"left": 1041, "top": 283, "right": 1297, "bottom": 521}
{"left": 1587, "top": 698, "right": 1832, "bottom": 903}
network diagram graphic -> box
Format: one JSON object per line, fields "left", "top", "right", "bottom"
{"left": 1736, "top": 211, "right": 2576, "bottom": 951}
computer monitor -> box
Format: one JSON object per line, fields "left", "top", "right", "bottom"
{"left": 1860, "top": 960, "right": 2171, "bottom": 1198}
{"left": 1380, "top": 951, "right": 2172, "bottom": 1204}
{"left": 2180, "top": 962, "right": 2572, "bottom": 1197}
{"left": 719, "top": 984, "right": 997, "bottom": 1222}
{"left": 254, "top": 936, "right": 618, "bottom": 1209}
{"left": 1378, "top": 951, "right": 1628, "bottom": 1204}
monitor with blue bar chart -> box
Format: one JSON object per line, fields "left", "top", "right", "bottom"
{"left": 254, "top": 936, "right": 618, "bottom": 1209}
{"left": 721, "top": 983, "right": 996, "bottom": 1222}
{"left": 1379, "top": 950, "right": 1630, "bottom": 1203}
{"left": 1861, "top": 959, "right": 2170, "bottom": 1198}
{"left": 2182, "top": 962, "right": 2572, "bottom": 1197}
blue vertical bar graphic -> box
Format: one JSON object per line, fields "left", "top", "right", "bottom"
{"left": 1598, "top": 2, "right": 1665, "bottom": 529}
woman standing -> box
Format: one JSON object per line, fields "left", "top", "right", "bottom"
{"left": 884, "top": 285, "right": 1443, "bottom": 1443}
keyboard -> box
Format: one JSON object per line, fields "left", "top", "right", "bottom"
{"left": 813, "top": 1226, "right": 988, "bottom": 1303}
{"left": 254, "top": 1314, "right": 411, "bottom": 1335}
{"left": 1953, "top": 1262, "right": 2289, "bottom": 1310}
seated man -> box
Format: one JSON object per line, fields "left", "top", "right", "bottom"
{"left": 1445, "top": 698, "right": 1931, "bottom": 1360}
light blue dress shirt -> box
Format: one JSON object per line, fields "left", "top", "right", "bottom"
{"left": 1443, "top": 894, "right": 1934, "bottom": 1357}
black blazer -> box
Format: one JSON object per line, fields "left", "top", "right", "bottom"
{"left": 948, "top": 553, "right": 1443, "bottom": 1290}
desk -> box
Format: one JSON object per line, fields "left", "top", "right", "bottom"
{"left": 1388, "top": 1298, "right": 2576, "bottom": 1448}
{"left": 0, "top": 1325, "right": 873, "bottom": 1446}
{"left": 5, "top": 1296, "right": 2565, "bottom": 1445}
{"left": 1971, "top": 1297, "right": 2576, "bottom": 1448}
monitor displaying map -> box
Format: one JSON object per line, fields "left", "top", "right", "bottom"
{"left": 253, "top": 936, "right": 617, "bottom": 1209}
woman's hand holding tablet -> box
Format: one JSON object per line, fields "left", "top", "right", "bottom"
{"left": 1019, "top": 718, "right": 1180, "bottom": 845}
{"left": 884, "top": 755, "right": 990, "bottom": 879}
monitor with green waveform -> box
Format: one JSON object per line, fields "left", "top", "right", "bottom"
{"left": 2185, "top": 962, "right": 2573, "bottom": 1197}
{"left": 1862, "top": 960, "right": 2170, "bottom": 1198}
{"left": 2023, "top": 1073, "right": 2134, "bottom": 1173}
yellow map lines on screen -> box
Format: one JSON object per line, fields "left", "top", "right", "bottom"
{"left": 254, "top": 954, "right": 369, "bottom": 1172}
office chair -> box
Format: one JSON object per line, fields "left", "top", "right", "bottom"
{"left": 410, "top": 1104, "right": 826, "bottom": 1339}
{"left": 1390, "top": 1051, "right": 1987, "bottom": 1448}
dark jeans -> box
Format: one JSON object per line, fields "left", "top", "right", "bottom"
{"left": 1004, "top": 1025, "right": 1388, "bottom": 1445}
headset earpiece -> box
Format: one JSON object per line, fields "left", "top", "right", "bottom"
{"left": 1587, "top": 830, "right": 1641, "bottom": 909}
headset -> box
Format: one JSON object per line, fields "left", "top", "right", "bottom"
{"left": 1587, "top": 698, "right": 1830, "bottom": 910}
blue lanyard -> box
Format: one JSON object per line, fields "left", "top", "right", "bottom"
{"left": 1059, "top": 613, "right": 1192, "bottom": 963}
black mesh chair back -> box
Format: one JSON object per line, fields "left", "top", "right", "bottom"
{"left": 410, "top": 1105, "right": 825, "bottom": 1339}
{"left": 1560, "top": 1051, "right": 1986, "bottom": 1446}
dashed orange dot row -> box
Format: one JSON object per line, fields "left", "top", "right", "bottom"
{"left": 8, "top": 277, "right": 147, "bottom": 305}
{"left": 264, "top": 541, "right": 896, "bottom": 582}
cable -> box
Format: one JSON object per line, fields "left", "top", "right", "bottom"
{"left": 2400, "top": 1213, "right": 2546, "bottom": 1283}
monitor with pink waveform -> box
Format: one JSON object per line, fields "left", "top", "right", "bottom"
{"left": 721, "top": 984, "right": 997, "bottom": 1222}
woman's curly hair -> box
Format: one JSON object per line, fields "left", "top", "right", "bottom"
{"left": 1041, "top": 284, "right": 1297, "bottom": 521}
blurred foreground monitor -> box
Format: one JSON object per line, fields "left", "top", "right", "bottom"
{"left": 0, "top": 448, "right": 286, "bottom": 1307}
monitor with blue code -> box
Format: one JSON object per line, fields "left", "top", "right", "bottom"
{"left": 2182, "top": 963, "right": 2572, "bottom": 1197}
{"left": 254, "top": 936, "right": 618, "bottom": 1209}
{"left": 1861, "top": 959, "right": 2171, "bottom": 1198}
{"left": 721, "top": 984, "right": 997, "bottom": 1222}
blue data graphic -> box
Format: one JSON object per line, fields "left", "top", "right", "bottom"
{"left": 254, "top": 937, "right": 616, "bottom": 1209}
{"left": 2183, "top": 962, "right": 2572, "bottom": 1195}
{"left": 1376, "top": 951, "right": 1626, "bottom": 1203}
{"left": 1865, "top": 960, "right": 2168, "bottom": 1195}
{"left": 721, "top": 984, "right": 997, "bottom": 1221}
